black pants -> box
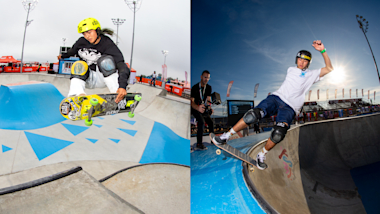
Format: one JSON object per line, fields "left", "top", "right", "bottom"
{"left": 191, "top": 108, "right": 214, "bottom": 144}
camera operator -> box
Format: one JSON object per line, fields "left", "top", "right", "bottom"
{"left": 191, "top": 70, "right": 214, "bottom": 150}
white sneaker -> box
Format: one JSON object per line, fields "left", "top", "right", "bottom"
{"left": 256, "top": 153, "right": 267, "bottom": 170}
{"left": 212, "top": 132, "right": 229, "bottom": 145}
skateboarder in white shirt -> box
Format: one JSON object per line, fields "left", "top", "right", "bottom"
{"left": 211, "top": 40, "right": 334, "bottom": 170}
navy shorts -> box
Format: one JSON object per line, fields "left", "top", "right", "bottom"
{"left": 256, "top": 95, "right": 295, "bottom": 127}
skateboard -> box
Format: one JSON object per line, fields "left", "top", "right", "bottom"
{"left": 59, "top": 93, "right": 142, "bottom": 126}
{"left": 210, "top": 133, "right": 266, "bottom": 171}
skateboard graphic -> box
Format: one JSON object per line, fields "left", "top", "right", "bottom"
{"left": 60, "top": 93, "right": 142, "bottom": 126}
{"left": 210, "top": 133, "right": 266, "bottom": 172}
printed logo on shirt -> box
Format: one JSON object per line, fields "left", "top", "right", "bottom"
{"left": 78, "top": 48, "right": 102, "bottom": 66}
{"left": 300, "top": 71, "right": 306, "bottom": 78}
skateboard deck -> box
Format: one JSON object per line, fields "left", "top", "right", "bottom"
{"left": 210, "top": 133, "right": 265, "bottom": 171}
{"left": 60, "top": 93, "right": 142, "bottom": 126}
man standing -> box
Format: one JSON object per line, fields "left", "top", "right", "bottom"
{"left": 212, "top": 40, "right": 333, "bottom": 169}
{"left": 191, "top": 70, "right": 214, "bottom": 150}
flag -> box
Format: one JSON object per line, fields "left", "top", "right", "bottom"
{"left": 362, "top": 89, "right": 364, "bottom": 97}
{"left": 308, "top": 90, "right": 312, "bottom": 101}
{"left": 317, "top": 89, "right": 320, "bottom": 100}
{"left": 349, "top": 89, "right": 351, "bottom": 99}
{"left": 335, "top": 89, "right": 337, "bottom": 99}
{"left": 356, "top": 89, "right": 358, "bottom": 98}
{"left": 368, "top": 90, "right": 370, "bottom": 100}
{"left": 375, "top": 91, "right": 376, "bottom": 101}
{"left": 342, "top": 89, "right": 344, "bottom": 98}
{"left": 326, "top": 89, "right": 329, "bottom": 100}
{"left": 226, "top": 81, "right": 234, "bottom": 97}
{"left": 162, "top": 64, "right": 167, "bottom": 82}
{"left": 254, "top": 83, "right": 259, "bottom": 98}
{"left": 185, "top": 71, "right": 188, "bottom": 86}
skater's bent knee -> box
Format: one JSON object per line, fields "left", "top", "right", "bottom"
{"left": 270, "top": 122, "right": 288, "bottom": 144}
{"left": 243, "top": 108, "right": 263, "bottom": 125}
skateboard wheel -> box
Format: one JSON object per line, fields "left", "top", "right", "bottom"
{"left": 128, "top": 112, "right": 135, "bottom": 118}
{"left": 216, "top": 149, "right": 221, "bottom": 155}
{"left": 85, "top": 119, "right": 93, "bottom": 126}
{"left": 90, "top": 98, "right": 99, "bottom": 106}
{"left": 249, "top": 166, "right": 254, "bottom": 172}
{"left": 134, "top": 95, "right": 142, "bottom": 101}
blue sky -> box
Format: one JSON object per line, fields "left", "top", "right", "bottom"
{"left": 191, "top": 0, "right": 380, "bottom": 116}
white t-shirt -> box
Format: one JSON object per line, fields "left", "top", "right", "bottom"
{"left": 153, "top": 73, "right": 157, "bottom": 78}
{"left": 272, "top": 66, "right": 322, "bottom": 113}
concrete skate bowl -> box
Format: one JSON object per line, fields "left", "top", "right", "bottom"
{"left": 0, "top": 163, "right": 190, "bottom": 214}
{"left": 0, "top": 73, "right": 190, "bottom": 213}
{"left": 245, "top": 113, "right": 380, "bottom": 214}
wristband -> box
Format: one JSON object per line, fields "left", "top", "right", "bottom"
{"left": 320, "top": 49, "right": 326, "bottom": 54}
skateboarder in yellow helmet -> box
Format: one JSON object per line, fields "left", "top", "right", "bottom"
{"left": 58, "top": 17, "right": 130, "bottom": 103}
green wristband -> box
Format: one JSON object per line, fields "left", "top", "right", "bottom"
{"left": 320, "top": 49, "right": 326, "bottom": 54}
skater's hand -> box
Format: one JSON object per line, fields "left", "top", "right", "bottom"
{"left": 312, "top": 40, "right": 325, "bottom": 52}
{"left": 57, "top": 55, "right": 62, "bottom": 60}
{"left": 198, "top": 104, "right": 205, "bottom": 113}
{"left": 115, "top": 88, "right": 127, "bottom": 103}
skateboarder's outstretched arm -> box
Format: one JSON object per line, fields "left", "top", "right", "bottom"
{"left": 312, "top": 40, "right": 333, "bottom": 77}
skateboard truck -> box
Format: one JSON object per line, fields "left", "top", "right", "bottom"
{"left": 128, "top": 95, "right": 142, "bottom": 118}
{"left": 84, "top": 98, "right": 99, "bottom": 126}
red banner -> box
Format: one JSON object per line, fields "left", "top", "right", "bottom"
{"left": 227, "top": 81, "right": 233, "bottom": 97}
{"left": 308, "top": 90, "right": 312, "bottom": 101}
{"left": 317, "top": 89, "right": 319, "bottom": 100}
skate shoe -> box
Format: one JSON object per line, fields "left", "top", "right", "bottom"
{"left": 195, "top": 143, "right": 208, "bottom": 151}
{"left": 256, "top": 153, "right": 268, "bottom": 170}
{"left": 212, "top": 133, "right": 229, "bottom": 145}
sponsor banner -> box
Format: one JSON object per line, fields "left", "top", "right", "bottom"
{"left": 254, "top": 83, "right": 259, "bottom": 98}
{"left": 227, "top": 81, "right": 233, "bottom": 97}
{"left": 317, "top": 89, "right": 319, "bottom": 100}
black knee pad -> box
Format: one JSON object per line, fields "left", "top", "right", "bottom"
{"left": 243, "top": 108, "right": 263, "bottom": 125}
{"left": 70, "top": 60, "right": 89, "bottom": 81}
{"left": 270, "top": 122, "right": 288, "bottom": 144}
{"left": 97, "top": 55, "right": 117, "bottom": 77}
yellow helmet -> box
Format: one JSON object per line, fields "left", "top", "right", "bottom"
{"left": 78, "top": 18, "right": 101, "bottom": 33}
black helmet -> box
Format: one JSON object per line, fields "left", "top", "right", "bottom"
{"left": 295, "top": 50, "right": 312, "bottom": 69}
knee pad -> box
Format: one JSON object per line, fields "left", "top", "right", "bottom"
{"left": 70, "top": 60, "right": 89, "bottom": 81}
{"left": 97, "top": 55, "right": 117, "bottom": 77}
{"left": 243, "top": 108, "right": 263, "bottom": 125}
{"left": 270, "top": 122, "right": 288, "bottom": 144}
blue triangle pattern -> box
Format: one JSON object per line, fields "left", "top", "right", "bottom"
{"left": 97, "top": 117, "right": 105, "bottom": 120}
{"left": 120, "top": 119, "right": 136, "bottom": 125}
{"left": 61, "top": 123, "right": 89, "bottom": 136}
{"left": 94, "top": 124, "right": 103, "bottom": 128}
{"left": 86, "top": 138, "right": 98, "bottom": 144}
{"left": 109, "top": 138, "right": 120, "bottom": 143}
{"left": 24, "top": 132, "right": 74, "bottom": 161}
{"left": 118, "top": 128, "right": 137, "bottom": 137}
{"left": 2, "top": 145, "right": 12, "bottom": 153}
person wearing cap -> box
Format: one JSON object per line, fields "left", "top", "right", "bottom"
{"left": 58, "top": 17, "right": 130, "bottom": 103}
{"left": 211, "top": 40, "right": 333, "bottom": 170}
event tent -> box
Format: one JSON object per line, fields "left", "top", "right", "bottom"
{"left": 0, "top": 56, "right": 20, "bottom": 63}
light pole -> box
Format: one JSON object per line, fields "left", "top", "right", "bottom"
{"left": 62, "top": 38, "right": 66, "bottom": 46}
{"left": 125, "top": 0, "right": 142, "bottom": 72}
{"left": 162, "top": 50, "right": 169, "bottom": 65}
{"left": 162, "top": 50, "right": 168, "bottom": 85}
{"left": 111, "top": 18, "right": 126, "bottom": 46}
{"left": 20, "top": 0, "right": 38, "bottom": 73}
{"left": 356, "top": 15, "right": 380, "bottom": 83}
